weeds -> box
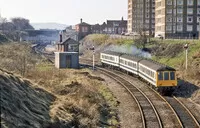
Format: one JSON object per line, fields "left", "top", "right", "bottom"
{"left": 0, "top": 42, "right": 120, "bottom": 127}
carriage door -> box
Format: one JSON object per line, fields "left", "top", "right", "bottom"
{"left": 66, "top": 55, "right": 71, "bottom": 68}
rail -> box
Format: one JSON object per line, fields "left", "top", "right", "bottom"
{"left": 98, "top": 67, "right": 163, "bottom": 128}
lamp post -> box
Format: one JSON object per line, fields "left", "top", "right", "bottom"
{"left": 184, "top": 44, "right": 189, "bottom": 70}
{"left": 91, "top": 45, "right": 95, "bottom": 71}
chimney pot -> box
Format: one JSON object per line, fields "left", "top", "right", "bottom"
{"left": 80, "top": 18, "right": 83, "bottom": 23}
{"left": 59, "top": 34, "right": 62, "bottom": 42}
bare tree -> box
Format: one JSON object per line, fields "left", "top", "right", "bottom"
{"left": 134, "top": 28, "right": 148, "bottom": 49}
{"left": 11, "top": 17, "right": 34, "bottom": 31}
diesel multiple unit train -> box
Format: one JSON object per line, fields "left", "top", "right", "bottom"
{"left": 100, "top": 51, "right": 177, "bottom": 94}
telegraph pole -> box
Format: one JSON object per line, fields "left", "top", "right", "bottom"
{"left": 184, "top": 44, "right": 189, "bottom": 70}
{"left": 92, "top": 46, "right": 95, "bottom": 71}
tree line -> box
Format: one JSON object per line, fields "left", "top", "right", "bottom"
{"left": 0, "top": 17, "right": 34, "bottom": 41}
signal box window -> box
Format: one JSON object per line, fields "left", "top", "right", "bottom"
{"left": 170, "top": 72, "right": 175, "bottom": 80}
{"left": 164, "top": 72, "right": 169, "bottom": 80}
{"left": 158, "top": 72, "right": 163, "bottom": 80}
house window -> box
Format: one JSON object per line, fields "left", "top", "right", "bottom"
{"left": 166, "top": 25, "right": 172, "bottom": 31}
{"left": 167, "top": 0, "right": 172, "bottom": 5}
{"left": 187, "top": 0, "right": 193, "bottom": 5}
{"left": 198, "top": 9, "right": 200, "bottom": 14}
{"left": 187, "top": 25, "right": 193, "bottom": 31}
{"left": 177, "top": 8, "right": 183, "bottom": 14}
{"left": 198, "top": 0, "right": 200, "bottom": 5}
{"left": 177, "top": 25, "right": 183, "bottom": 31}
{"left": 167, "top": 17, "right": 172, "bottom": 22}
{"left": 167, "top": 9, "right": 172, "bottom": 14}
{"left": 187, "top": 17, "right": 193, "bottom": 23}
{"left": 197, "top": 17, "right": 200, "bottom": 22}
{"left": 177, "top": 0, "right": 183, "bottom": 5}
{"left": 177, "top": 17, "right": 183, "bottom": 22}
{"left": 187, "top": 8, "right": 193, "bottom": 14}
{"left": 197, "top": 25, "right": 200, "bottom": 31}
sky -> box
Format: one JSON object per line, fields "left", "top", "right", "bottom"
{"left": 0, "top": 0, "right": 127, "bottom": 25}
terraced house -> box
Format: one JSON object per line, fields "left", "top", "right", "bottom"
{"left": 128, "top": 0, "right": 156, "bottom": 36}
{"left": 155, "top": 0, "right": 200, "bottom": 39}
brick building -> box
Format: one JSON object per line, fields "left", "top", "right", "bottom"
{"left": 75, "top": 19, "right": 91, "bottom": 40}
{"left": 54, "top": 34, "right": 79, "bottom": 69}
{"left": 91, "top": 17, "right": 127, "bottom": 34}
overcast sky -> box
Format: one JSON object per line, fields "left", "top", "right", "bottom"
{"left": 0, "top": 0, "right": 127, "bottom": 25}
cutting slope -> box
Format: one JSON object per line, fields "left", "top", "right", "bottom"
{"left": 0, "top": 69, "right": 55, "bottom": 128}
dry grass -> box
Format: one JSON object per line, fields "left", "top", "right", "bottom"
{"left": 0, "top": 42, "right": 119, "bottom": 127}
{"left": 26, "top": 67, "right": 119, "bottom": 127}
{"left": 0, "top": 69, "right": 55, "bottom": 128}
{"left": 83, "top": 34, "right": 133, "bottom": 45}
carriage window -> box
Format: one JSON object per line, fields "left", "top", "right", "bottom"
{"left": 170, "top": 72, "right": 175, "bottom": 80}
{"left": 164, "top": 72, "right": 169, "bottom": 80}
{"left": 158, "top": 72, "right": 163, "bottom": 80}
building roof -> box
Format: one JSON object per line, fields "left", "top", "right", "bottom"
{"left": 106, "top": 20, "right": 127, "bottom": 27}
{"left": 57, "top": 37, "right": 78, "bottom": 45}
{"left": 76, "top": 22, "right": 91, "bottom": 26}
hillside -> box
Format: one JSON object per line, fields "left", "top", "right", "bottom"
{"left": 0, "top": 69, "right": 55, "bottom": 128}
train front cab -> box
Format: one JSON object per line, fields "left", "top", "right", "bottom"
{"left": 156, "top": 71, "right": 177, "bottom": 95}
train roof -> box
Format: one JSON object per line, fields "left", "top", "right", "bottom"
{"left": 120, "top": 54, "right": 143, "bottom": 62}
{"left": 101, "top": 50, "right": 122, "bottom": 56}
{"left": 139, "top": 59, "right": 176, "bottom": 71}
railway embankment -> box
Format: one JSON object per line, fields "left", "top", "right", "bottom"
{"left": 0, "top": 42, "right": 120, "bottom": 127}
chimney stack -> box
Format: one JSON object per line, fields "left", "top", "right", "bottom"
{"left": 121, "top": 17, "right": 124, "bottom": 21}
{"left": 80, "top": 18, "right": 83, "bottom": 23}
{"left": 59, "top": 34, "right": 62, "bottom": 42}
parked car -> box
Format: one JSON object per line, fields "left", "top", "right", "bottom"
{"left": 155, "top": 34, "right": 163, "bottom": 39}
{"left": 125, "top": 33, "right": 130, "bottom": 36}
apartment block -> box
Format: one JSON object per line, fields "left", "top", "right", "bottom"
{"left": 128, "top": 0, "right": 155, "bottom": 36}
{"left": 155, "top": 0, "right": 200, "bottom": 39}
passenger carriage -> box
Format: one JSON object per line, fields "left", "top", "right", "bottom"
{"left": 119, "top": 54, "right": 142, "bottom": 75}
{"left": 138, "top": 59, "right": 177, "bottom": 92}
{"left": 100, "top": 51, "right": 122, "bottom": 68}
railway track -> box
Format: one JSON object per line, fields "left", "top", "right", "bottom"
{"left": 109, "top": 69, "right": 182, "bottom": 128}
{"left": 80, "top": 59, "right": 199, "bottom": 128}
{"left": 33, "top": 43, "right": 54, "bottom": 63}
{"left": 165, "top": 96, "right": 199, "bottom": 128}
{"left": 98, "top": 67, "right": 163, "bottom": 128}
{"left": 178, "top": 98, "right": 200, "bottom": 125}
{"left": 103, "top": 68, "right": 200, "bottom": 128}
